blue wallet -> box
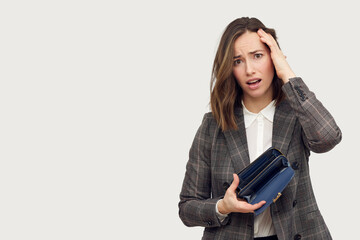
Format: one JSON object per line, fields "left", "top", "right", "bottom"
{"left": 233, "top": 147, "right": 294, "bottom": 215}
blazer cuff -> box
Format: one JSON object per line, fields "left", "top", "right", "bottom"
{"left": 282, "top": 77, "right": 312, "bottom": 104}
{"left": 199, "top": 197, "right": 230, "bottom": 227}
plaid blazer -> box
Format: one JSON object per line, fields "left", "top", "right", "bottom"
{"left": 179, "top": 78, "right": 342, "bottom": 240}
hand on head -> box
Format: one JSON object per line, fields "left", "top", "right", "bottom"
{"left": 257, "top": 28, "right": 296, "bottom": 83}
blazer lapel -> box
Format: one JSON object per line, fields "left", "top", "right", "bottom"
{"left": 223, "top": 107, "right": 250, "bottom": 173}
{"left": 224, "top": 99, "right": 296, "bottom": 173}
{"left": 272, "top": 99, "right": 297, "bottom": 156}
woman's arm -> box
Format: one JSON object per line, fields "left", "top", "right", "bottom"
{"left": 179, "top": 114, "right": 266, "bottom": 227}
{"left": 178, "top": 113, "right": 225, "bottom": 227}
{"left": 257, "top": 29, "right": 342, "bottom": 152}
{"left": 282, "top": 77, "right": 342, "bottom": 153}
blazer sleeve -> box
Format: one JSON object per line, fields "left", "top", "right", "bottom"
{"left": 178, "top": 113, "right": 229, "bottom": 228}
{"left": 282, "top": 77, "right": 342, "bottom": 153}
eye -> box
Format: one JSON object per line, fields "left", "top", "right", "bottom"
{"left": 234, "top": 59, "right": 243, "bottom": 66}
{"left": 254, "top": 53, "right": 263, "bottom": 59}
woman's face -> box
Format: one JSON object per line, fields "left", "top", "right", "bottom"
{"left": 232, "top": 31, "right": 275, "bottom": 104}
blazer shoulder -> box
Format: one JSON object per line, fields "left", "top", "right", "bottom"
{"left": 201, "top": 112, "right": 216, "bottom": 124}
{"left": 198, "top": 112, "right": 221, "bottom": 137}
{"left": 203, "top": 111, "right": 214, "bottom": 119}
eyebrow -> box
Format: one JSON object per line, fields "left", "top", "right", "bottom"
{"left": 233, "top": 49, "right": 264, "bottom": 59}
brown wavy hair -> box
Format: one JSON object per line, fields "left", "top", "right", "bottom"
{"left": 210, "top": 17, "right": 284, "bottom": 131}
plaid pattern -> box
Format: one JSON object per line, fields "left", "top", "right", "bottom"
{"left": 179, "top": 78, "right": 342, "bottom": 240}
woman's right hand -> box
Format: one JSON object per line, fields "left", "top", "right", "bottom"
{"left": 257, "top": 28, "right": 296, "bottom": 83}
{"left": 217, "top": 174, "right": 266, "bottom": 215}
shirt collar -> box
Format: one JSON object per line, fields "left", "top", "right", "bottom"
{"left": 242, "top": 100, "right": 276, "bottom": 128}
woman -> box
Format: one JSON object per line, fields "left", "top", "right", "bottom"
{"left": 178, "top": 17, "right": 342, "bottom": 240}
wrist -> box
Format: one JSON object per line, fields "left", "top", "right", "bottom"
{"left": 217, "top": 199, "right": 231, "bottom": 215}
{"left": 281, "top": 72, "right": 296, "bottom": 84}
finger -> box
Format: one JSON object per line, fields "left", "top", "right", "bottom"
{"left": 235, "top": 200, "right": 266, "bottom": 213}
{"left": 258, "top": 34, "right": 275, "bottom": 49}
{"left": 257, "top": 28, "right": 273, "bottom": 42}
{"left": 257, "top": 28, "right": 267, "bottom": 36}
{"left": 251, "top": 200, "right": 266, "bottom": 210}
{"left": 228, "top": 173, "right": 240, "bottom": 192}
{"left": 257, "top": 29, "right": 271, "bottom": 41}
{"left": 259, "top": 35, "right": 277, "bottom": 50}
{"left": 257, "top": 29, "right": 279, "bottom": 51}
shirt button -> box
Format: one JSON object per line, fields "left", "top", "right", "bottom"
{"left": 293, "top": 200, "right": 297, "bottom": 207}
{"left": 206, "top": 220, "right": 213, "bottom": 226}
{"left": 294, "top": 234, "right": 302, "bottom": 240}
{"left": 292, "top": 161, "right": 299, "bottom": 170}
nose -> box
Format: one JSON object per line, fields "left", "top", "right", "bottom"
{"left": 245, "top": 61, "right": 255, "bottom": 76}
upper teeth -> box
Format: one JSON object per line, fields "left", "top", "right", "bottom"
{"left": 249, "top": 80, "right": 259, "bottom": 84}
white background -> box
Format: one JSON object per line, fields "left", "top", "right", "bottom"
{"left": 0, "top": 0, "right": 358, "bottom": 239}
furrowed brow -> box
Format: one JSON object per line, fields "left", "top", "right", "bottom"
{"left": 234, "top": 49, "right": 264, "bottom": 59}
{"left": 249, "top": 49, "right": 264, "bottom": 54}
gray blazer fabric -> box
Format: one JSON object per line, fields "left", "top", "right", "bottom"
{"left": 179, "top": 77, "right": 342, "bottom": 240}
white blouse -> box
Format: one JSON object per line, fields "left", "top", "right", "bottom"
{"left": 242, "top": 100, "right": 276, "bottom": 237}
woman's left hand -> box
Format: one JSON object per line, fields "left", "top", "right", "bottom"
{"left": 257, "top": 28, "right": 296, "bottom": 83}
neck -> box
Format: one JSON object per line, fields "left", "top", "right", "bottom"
{"left": 242, "top": 96, "right": 273, "bottom": 113}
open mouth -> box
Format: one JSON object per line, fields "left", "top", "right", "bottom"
{"left": 247, "top": 79, "right": 261, "bottom": 85}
